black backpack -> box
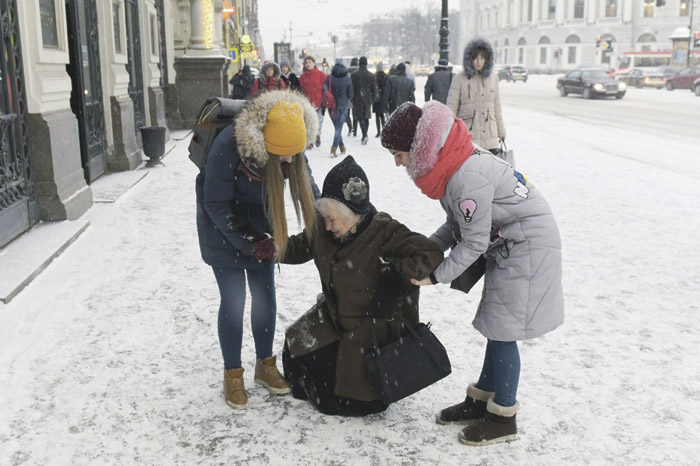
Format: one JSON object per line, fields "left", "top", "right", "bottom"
{"left": 188, "top": 97, "right": 246, "bottom": 171}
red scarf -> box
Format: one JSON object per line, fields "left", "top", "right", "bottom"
{"left": 413, "top": 119, "right": 474, "bottom": 200}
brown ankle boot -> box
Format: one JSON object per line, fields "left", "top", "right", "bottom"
{"left": 224, "top": 368, "right": 248, "bottom": 410}
{"left": 254, "top": 355, "right": 291, "bottom": 395}
{"left": 458, "top": 397, "right": 519, "bottom": 446}
{"left": 436, "top": 383, "right": 493, "bottom": 425}
{"left": 330, "top": 146, "right": 338, "bottom": 157}
{"left": 339, "top": 144, "right": 346, "bottom": 154}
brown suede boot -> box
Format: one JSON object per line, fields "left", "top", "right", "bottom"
{"left": 458, "top": 397, "right": 519, "bottom": 446}
{"left": 330, "top": 146, "right": 338, "bottom": 158}
{"left": 436, "top": 383, "right": 493, "bottom": 425}
{"left": 254, "top": 355, "right": 291, "bottom": 395}
{"left": 224, "top": 368, "right": 248, "bottom": 410}
{"left": 339, "top": 144, "right": 346, "bottom": 154}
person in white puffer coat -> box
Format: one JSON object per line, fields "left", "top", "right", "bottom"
{"left": 381, "top": 100, "right": 564, "bottom": 447}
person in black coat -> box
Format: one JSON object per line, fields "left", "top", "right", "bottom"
{"left": 230, "top": 65, "right": 255, "bottom": 99}
{"left": 373, "top": 61, "right": 388, "bottom": 137}
{"left": 424, "top": 59, "right": 454, "bottom": 104}
{"left": 384, "top": 62, "right": 415, "bottom": 114}
{"left": 346, "top": 57, "right": 359, "bottom": 136}
{"left": 350, "top": 56, "right": 378, "bottom": 144}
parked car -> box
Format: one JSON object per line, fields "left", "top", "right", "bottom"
{"left": 498, "top": 65, "right": 528, "bottom": 82}
{"left": 618, "top": 68, "right": 665, "bottom": 89}
{"left": 556, "top": 68, "right": 626, "bottom": 99}
{"left": 657, "top": 67, "right": 679, "bottom": 79}
{"left": 414, "top": 64, "right": 431, "bottom": 77}
{"left": 665, "top": 66, "right": 700, "bottom": 90}
{"left": 693, "top": 77, "right": 700, "bottom": 96}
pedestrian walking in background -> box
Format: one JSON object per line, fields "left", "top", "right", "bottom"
{"left": 404, "top": 61, "right": 415, "bottom": 83}
{"left": 250, "top": 61, "right": 287, "bottom": 96}
{"left": 346, "top": 58, "right": 359, "bottom": 137}
{"left": 323, "top": 59, "right": 353, "bottom": 158}
{"left": 350, "top": 56, "right": 378, "bottom": 145}
{"left": 321, "top": 57, "right": 331, "bottom": 75}
{"left": 424, "top": 59, "right": 454, "bottom": 104}
{"left": 446, "top": 38, "right": 505, "bottom": 153}
{"left": 229, "top": 64, "right": 255, "bottom": 100}
{"left": 279, "top": 58, "right": 300, "bottom": 91}
{"left": 299, "top": 55, "right": 327, "bottom": 149}
{"left": 381, "top": 101, "right": 564, "bottom": 446}
{"left": 383, "top": 62, "right": 415, "bottom": 114}
{"left": 373, "top": 61, "right": 388, "bottom": 137}
{"left": 195, "top": 90, "right": 321, "bottom": 410}
{"left": 281, "top": 156, "right": 443, "bottom": 416}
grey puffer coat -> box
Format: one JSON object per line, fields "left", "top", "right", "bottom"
{"left": 446, "top": 38, "right": 505, "bottom": 150}
{"left": 407, "top": 101, "right": 563, "bottom": 343}
{"left": 430, "top": 153, "right": 564, "bottom": 341}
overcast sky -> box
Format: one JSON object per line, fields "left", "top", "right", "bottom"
{"left": 257, "top": 0, "right": 451, "bottom": 57}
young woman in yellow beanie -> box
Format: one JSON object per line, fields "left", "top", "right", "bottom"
{"left": 195, "top": 90, "right": 321, "bottom": 410}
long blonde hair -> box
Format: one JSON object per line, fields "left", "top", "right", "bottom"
{"left": 263, "top": 154, "right": 316, "bottom": 257}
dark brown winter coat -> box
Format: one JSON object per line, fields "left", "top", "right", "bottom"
{"left": 283, "top": 211, "right": 443, "bottom": 401}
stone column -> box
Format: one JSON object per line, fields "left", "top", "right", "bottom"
{"left": 188, "top": 0, "right": 208, "bottom": 50}
{"left": 213, "top": 0, "right": 225, "bottom": 53}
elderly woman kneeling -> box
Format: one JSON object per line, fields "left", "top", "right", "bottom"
{"left": 281, "top": 156, "right": 443, "bottom": 416}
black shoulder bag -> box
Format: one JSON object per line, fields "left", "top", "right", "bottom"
{"left": 364, "top": 314, "right": 452, "bottom": 404}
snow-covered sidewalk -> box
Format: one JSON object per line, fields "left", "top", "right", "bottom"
{"left": 1, "top": 93, "right": 699, "bottom": 465}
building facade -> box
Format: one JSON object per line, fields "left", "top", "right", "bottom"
{"left": 459, "top": 0, "right": 698, "bottom": 71}
{"left": 1, "top": 0, "right": 259, "bottom": 249}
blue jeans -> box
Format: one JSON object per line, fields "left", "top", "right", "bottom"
{"left": 475, "top": 340, "right": 520, "bottom": 407}
{"left": 316, "top": 108, "right": 324, "bottom": 136}
{"left": 212, "top": 266, "right": 276, "bottom": 369}
{"left": 331, "top": 107, "right": 349, "bottom": 147}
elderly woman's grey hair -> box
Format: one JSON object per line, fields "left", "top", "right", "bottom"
{"left": 316, "top": 198, "right": 359, "bottom": 221}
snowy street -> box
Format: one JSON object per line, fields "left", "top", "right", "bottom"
{"left": 1, "top": 75, "right": 700, "bottom": 465}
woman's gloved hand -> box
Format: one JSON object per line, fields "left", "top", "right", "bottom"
{"left": 252, "top": 234, "right": 276, "bottom": 261}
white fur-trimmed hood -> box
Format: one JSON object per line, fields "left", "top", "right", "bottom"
{"left": 409, "top": 100, "right": 457, "bottom": 179}
{"left": 234, "top": 90, "right": 318, "bottom": 166}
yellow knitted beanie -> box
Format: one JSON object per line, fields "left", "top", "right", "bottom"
{"left": 263, "top": 101, "right": 307, "bottom": 156}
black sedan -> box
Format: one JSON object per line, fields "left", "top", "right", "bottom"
{"left": 557, "top": 69, "right": 626, "bottom": 99}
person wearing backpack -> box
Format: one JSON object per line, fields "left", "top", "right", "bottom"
{"left": 229, "top": 65, "right": 255, "bottom": 100}
{"left": 323, "top": 59, "right": 353, "bottom": 157}
{"left": 195, "top": 90, "right": 320, "bottom": 410}
{"left": 250, "top": 61, "right": 286, "bottom": 96}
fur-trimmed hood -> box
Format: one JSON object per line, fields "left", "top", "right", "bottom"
{"left": 260, "top": 61, "right": 282, "bottom": 81}
{"left": 408, "top": 100, "right": 456, "bottom": 179}
{"left": 234, "top": 90, "right": 319, "bottom": 166}
{"left": 462, "top": 38, "right": 495, "bottom": 78}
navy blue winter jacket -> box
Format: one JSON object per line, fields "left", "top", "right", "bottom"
{"left": 196, "top": 124, "right": 320, "bottom": 269}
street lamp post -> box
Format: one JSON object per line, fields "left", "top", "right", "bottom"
{"left": 688, "top": 0, "right": 696, "bottom": 67}
{"left": 439, "top": 0, "right": 449, "bottom": 64}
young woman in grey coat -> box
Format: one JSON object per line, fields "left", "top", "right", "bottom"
{"left": 381, "top": 101, "right": 564, "bottom": 446}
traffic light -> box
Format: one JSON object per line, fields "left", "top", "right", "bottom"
{"left": 596, "top": 35, "right": 601, "bottom": 48}
{"left": 655, "top": 0, "right": 665, "bottom": 6}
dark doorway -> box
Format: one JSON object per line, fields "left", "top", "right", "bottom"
{"left": 65, "top": 0, "right": 107, "bottom": 184}
{"left": 0, "top": 0, "right": 38, "bottom": 248}
{"left": 125, "top": 0, "right": 145, "bottom": 146}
